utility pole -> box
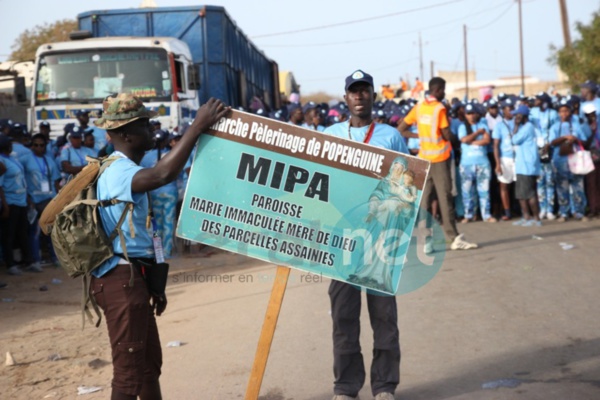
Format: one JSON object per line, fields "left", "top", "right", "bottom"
{"left": 517, "top": 0, "right": 525, "bottom": 94}
{"left": 463, "top": 24, "right": 469, "bottom": 100}
{"left": 418, "top": 32, "right": 424, "bottom": 80}
{"left": 430, "top": 60, "right": 434, "bottom": 79}
{"left": 558, "top": 0, "right": 571, "bottom": 47}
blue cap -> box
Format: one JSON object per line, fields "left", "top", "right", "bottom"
{"left": 464, "top": 103, "right": 478, "bottom": 114}
{"left": 39, "top": 121, "right": 50, "bottom": 129}
{"left": 255, "top": 108, "right": 267, "bottom": 116}
{"left": 513, "top": 105, "right": 530, "bottom": 116}
{"left": 287, "top": 102, "right": 301, "bottom": 115}
{"left": 69, "top": 126, "right": 84, "bottom": 138}
{"left": 581, "top": 80, "right": 597, "bottom": 92}
{"left": 75, "top": 109, "right": 89, "bottom": 117}
{"left": 0, "top": 118, "right": 12, "bottom": 129}
{"left": 451, "top": 102, "right": 464, "bottom": 112}
{"left": 150, "top": 119, "right": 161, "bottom": 126}
{"left": 487, "top": 99, "right": 498, "bottom": 108}
{"left": 168, "top": 133, "right": 182, "bottom": 142}
{"left": 302, "top": 102, "right": 317, "bottom": 114}
{"left": 500, "top": 98, "right": 515, "bottom": 109}
{"left": 345, "top": 70, "right": 374, "bottom": 91}
{"left": 178, "top": 121, "right": 193, "bottom": 135}
{"left": 566, "top": 94, "right": 581, "bottom": 104}
{"left": 10, "top": 123, "right": 26, "bottom": 136}
{"left": 557, "top": 98, "right": 572, "bottom": 110}
{"left": 497, "top": 92, "right": 507, "bottom": 101}
{"left": 154, "top": 129, "right": 169, "bottom": 142}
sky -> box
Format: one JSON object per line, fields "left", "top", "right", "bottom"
{"left": 0, "top": 0, "right": 596, "bottom": 96}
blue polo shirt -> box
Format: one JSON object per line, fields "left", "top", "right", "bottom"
{"left": 530, "top": 108, "right": 559, "bottom": 145}
{"left": 324, "top": 121, "right": 408, "bottom": 154}
{"left": 458, "top": 121, "right": 490, "bottom": 166}
{"left": 0, "top": 154, "right": 27, "bottom": 207}
{"left": 22, "top": 153, "right": 61, "bottom": 204}
{"left": 92, "top": 154, "right": 154, "bottom": 277}
{"left": 548, "top": 120, "right": 586, "bottom": 164}
{"left": 11, "top": 142, "right": 33, "bottom": 165}
{"left": 59, "top": 145, "right": 96, "bottom": 168}
{"left": 511, "top": 122, "right": 540, "bottom": 176}
{"left": 140, "top": 148, "right": 178, "bottom": 196}
{"left": 492, "top": 119, "right": 515, "bottom": 159}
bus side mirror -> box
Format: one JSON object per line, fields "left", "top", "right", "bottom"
{"left": 14, "top": 77, "right": 27, "bottom": 103}
{"left": 188, "top": 65, "right": 200, "bottom": 90}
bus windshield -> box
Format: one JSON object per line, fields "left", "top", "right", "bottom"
{"left": 35, "top": 48, "right": 172, "bottom": 104}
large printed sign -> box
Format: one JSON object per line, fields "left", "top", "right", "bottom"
{"left": 176, "top": 110, "right": 430, "bottom": 295}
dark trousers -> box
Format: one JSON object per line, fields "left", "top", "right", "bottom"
{"left": 0, "top": 204, "right": 31, "bottom": 267}
{"left": 91, "top": 265, "right": 162, "bottom": 396}
{"left": 418, "top": 158, "right": 459, "bottom": 242}
{"left": 329, "top": 280, "right": 400, "bottom": 397}
{"left": 586, "top": 161, "right": 600, "bottom": 214}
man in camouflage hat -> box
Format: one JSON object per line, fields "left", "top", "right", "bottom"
{"left": 90, "top": 93, "right": 229, "bottom": 400}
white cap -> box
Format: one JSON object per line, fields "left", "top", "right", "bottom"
{"left": 583, "top": 102, "right": 597, "bottom": 115}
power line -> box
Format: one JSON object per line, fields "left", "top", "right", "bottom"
{"left": 259, "top": 1, "right": 509, "bottom": 48}
{"left": 251, "top": 0, "right": 466, "bottom": 39}
{"left": 470, "top": 3, "right": 515, "bottom": 30}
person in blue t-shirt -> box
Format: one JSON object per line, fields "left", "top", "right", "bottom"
{"left": 76, "top": 109, "right": 107, "bottom": 152}
{"left": 510, "top": 106, "right": 542, "bottom": 227}
{"left": 301, "top": 102, "right": 326, "bottom": 132}
{"left": 0, "top": 135, "right": 35, "bottom": 275}
{"left": 324, "top": 70, "right": 404, "bottom": 400}
{"left": 530, "top": 92, "right": 559, "bottom": 220}
{"left": 90, "top": 93, "right": 228, "bottom": 400}
{"left": 458, "top": 103, "right": 496, "bottom": 223}
{"left": 59, "top": 126, "right": 97, "bottom": 176}
{"left": 581, "top": 103, "right": 600, "bottom": 217}
{"left": 580, "top": 80, "right": 600, "bottom": 122}
{"left": 9, "top": 123, "right": 33, "bottom": 165}
{"left": 23, "top": 134, "right": 61, "bottom": 266}
{"left": 548, "top": 100, "right": 588, "bottom": 221}
{"left": 141, "top": 129, "right": 178, "bottom": 258}
{"left": 492, "top": 99, "right": 517, "bottom": 220}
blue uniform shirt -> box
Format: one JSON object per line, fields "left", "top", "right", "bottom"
{"left": 324, "top": 121, "right": 408, "bottom": 154}
{"left": 548, "top": 120, "right": 586, "bottom": 164}
{"left": 458, "top": 121, "right": 490, "bottom": 166}
{"left": 22, "top": 153, "right": 61, "bottom": 204}
{"left": 93, "top": 155, "right": 154, "bottom": 277}
{"left": 0, "top": 154, "right": 27, "bottom": 207}
{"left": 11, "top": 142, "right": 32, "bottom": 165}
{"left": 530, "top": 108, "right": 559, "bottom": 145}
{"left": 511, "top": 122, "right": 540, "bottom": 176}
{"left": 140, "top": 148, "right": 178, "bottom": 196}
{"left": 492, "top": 119, "right": 516, "bottom": 159}
{"left": 59, "top": 145, "right": 96, "bottom": 168}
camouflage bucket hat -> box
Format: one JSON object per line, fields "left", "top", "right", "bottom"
{"left": 94, "top": 93, "right": 158, "bottom": 130}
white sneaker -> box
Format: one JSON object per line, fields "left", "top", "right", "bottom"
{"left": 424, "top": 237, "right": 434, "bottom": 255}
{"left": 546, "top": 212, "right": 556, "bottom": 220}
{"left": 332, "top": 395, "right": 358, "bottom": 400}
{"left": 375, "top": 393, "right": 395, "bottom": 400}
{"left": 26, "top": 262, "right": 43, "bottom": 273}
{"left": 7, "top": 266, "right": 23, "bottom": 276}
{"left": 539, "top": 211, "right": 546, "bottom": 220}
{"left": 450, "top": 234, "right": 478, "bottom": 250}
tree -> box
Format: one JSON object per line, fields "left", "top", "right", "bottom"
{"left": 549, "top": 9, "right": 600, "bottom": 87}
{"left": 9, "top": 19, "right": 77, "bottom": 61}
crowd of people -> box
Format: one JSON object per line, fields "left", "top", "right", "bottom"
{"left": 0, "top": 110, "right": 192, "bottom": 288}
{"left": 250, "top": 79, "right": 600, "bottom": 232}
{"left": 1, "top": 78, "right": 599, "bottom": 287}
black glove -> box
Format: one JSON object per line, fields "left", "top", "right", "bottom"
{"left": 152, "top": 294, "right": 167, "bottom": 316}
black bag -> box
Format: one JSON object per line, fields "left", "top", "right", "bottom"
{"left": 539, "top": 147, "right": 551, "bottom": 163}
{"left": 133, "top": 258, "right": 170, "bottom": 296}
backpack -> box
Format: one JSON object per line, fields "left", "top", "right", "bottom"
{"left": 40, "top": 155, "right": 134, "bottom": 326}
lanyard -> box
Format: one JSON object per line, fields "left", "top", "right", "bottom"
{"left": 348, "top": 121, "right": 375, "bottom": 144}
{"left": 34, "top": 155, "right": 48, "bottom": 177}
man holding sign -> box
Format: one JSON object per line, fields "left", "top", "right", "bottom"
{"left": 324, "top": 70, "right": 407, "bottom": 400}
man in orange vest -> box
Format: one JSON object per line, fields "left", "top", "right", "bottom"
{"left": 398, "top": 77, "right": 477, "bottom": 253}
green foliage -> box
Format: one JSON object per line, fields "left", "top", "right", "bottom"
{"left": 550, "top": 9, "right": 600, "bottom": 87}
{"left": 9, "top": 19, "right": 77, "bottom": 61}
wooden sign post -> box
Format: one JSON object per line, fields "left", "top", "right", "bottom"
{"left": 245, "top": 265, "right": 291, "bottom": 400}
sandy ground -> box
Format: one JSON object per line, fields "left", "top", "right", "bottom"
{"left": 1, "top": 219, "right": 600, "bottom": 400}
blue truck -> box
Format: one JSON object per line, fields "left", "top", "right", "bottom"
{"left": 29, "top": 5, "right": 280, "bottom": 134}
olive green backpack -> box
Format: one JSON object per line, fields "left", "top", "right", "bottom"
{"left": 44, "top": 156, "right": 134, "bottom": 326}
